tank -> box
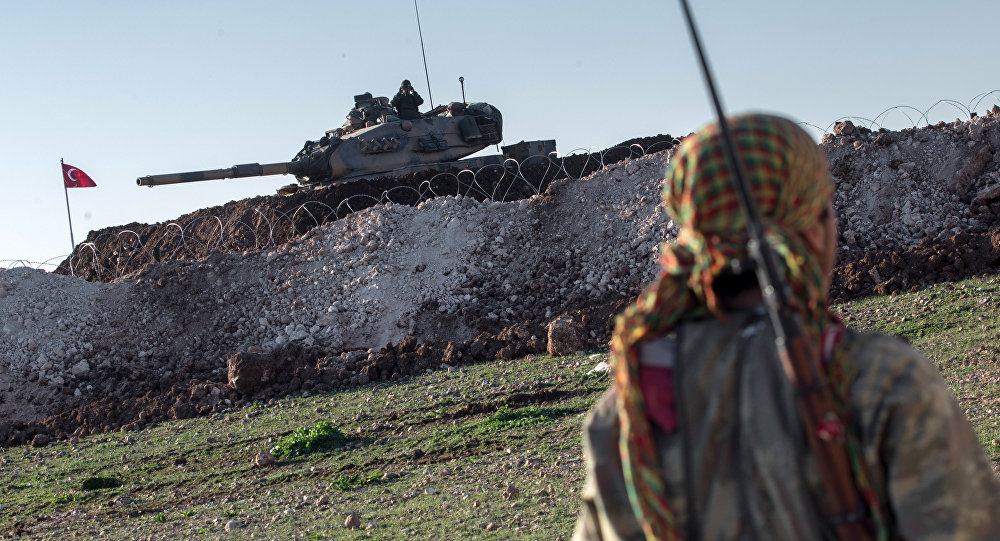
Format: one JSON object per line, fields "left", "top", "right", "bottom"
{"left": 136, "top": 94, "right": 511, "bottom": 190}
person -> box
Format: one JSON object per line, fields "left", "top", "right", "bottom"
{"left": 391, "top": 79, "right": 424, "bottom": 120}
{"left": 573, "top": 113, "right": 1000, "bottom": 541}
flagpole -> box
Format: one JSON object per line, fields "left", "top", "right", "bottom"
{"left": 61, "top": 158, "right": 76, "bottom": 276}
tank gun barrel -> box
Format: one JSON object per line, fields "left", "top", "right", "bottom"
{"left": 137, "top": 162, "right": 301, "bottom": 187}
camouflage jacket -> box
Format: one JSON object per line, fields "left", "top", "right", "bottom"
{"left": 574, "top": 306, "right": 1000, "bottom": 541}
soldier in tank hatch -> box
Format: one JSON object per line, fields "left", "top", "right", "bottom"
{"left": 391, "top": 79, "right": 424, "bottom": 121}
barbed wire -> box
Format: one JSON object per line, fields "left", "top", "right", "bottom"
{"left": 1, "top": 140, "right": 678, "bottom": 280}
{"left": 798, "top": 90, "right": 1000, "bottom": 137}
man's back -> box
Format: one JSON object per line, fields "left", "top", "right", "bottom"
{"left": 575, "top": 307, "right": 1000, "bottom": 540}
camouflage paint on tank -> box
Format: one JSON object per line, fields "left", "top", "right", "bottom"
{"left": 315, "top": 114, "right": 500, "bottom": 184}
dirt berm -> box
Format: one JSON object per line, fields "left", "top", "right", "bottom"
{"left": 4, "top": 115, "right": 1000, "bottom": 445}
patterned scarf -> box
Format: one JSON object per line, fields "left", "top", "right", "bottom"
{"left": 612, "top": 114, "right": 854, "bottom": 539}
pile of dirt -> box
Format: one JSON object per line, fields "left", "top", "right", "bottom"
{"left": 825, "top": 107, "right": 1000, "bottom": 299}
{"left": 831, "top": 226, "right": 1000, "bottom": 301}
{"left": 6, "top": 112, "right": 1000, "bottom": 446}
{"left": 1, "top": 150, "right": 672, "bottom": 445}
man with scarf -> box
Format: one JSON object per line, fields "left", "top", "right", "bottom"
{"left": 573, "top": 114, "right": 1000, "bottom": 540}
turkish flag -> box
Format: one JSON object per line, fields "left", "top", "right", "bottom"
{"left": 62, "top": 163, "right": 97, "bottom": 188}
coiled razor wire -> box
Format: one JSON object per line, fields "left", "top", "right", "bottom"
{"left": 798, "top": 90, "right": 1000, "bottom": 137}
{"left": 7, "top": 91, "right": 1000, "bottom": 281}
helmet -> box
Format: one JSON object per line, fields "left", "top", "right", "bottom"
{"left": 401, "top": 79, "right": 411, "bottom": 88}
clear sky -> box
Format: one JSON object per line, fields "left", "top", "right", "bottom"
{"left": 1, "top": 0, "right": 997, "bottom": 267}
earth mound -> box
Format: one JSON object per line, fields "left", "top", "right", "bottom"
{"left": 5, "top": 111, "right": 1000, "bottom": 445}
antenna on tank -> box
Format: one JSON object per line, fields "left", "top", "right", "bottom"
{"left": 459, "top": 77, "right": 466, "bottom": 102}
{"left": 413, "top": 0, "right": 434, "bottom": 107}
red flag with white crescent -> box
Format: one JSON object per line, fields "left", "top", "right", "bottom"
{"left": 62, "top": 163, "right": 97, "bottom": 188}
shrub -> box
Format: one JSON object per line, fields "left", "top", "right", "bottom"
{"left": 269, "top": 421, "right": 348, "bottom": 459}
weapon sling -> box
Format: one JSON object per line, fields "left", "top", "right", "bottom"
{"left": 675, "top": 1, "right": 886, "bottom": 539}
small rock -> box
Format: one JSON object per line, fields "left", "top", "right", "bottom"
{"left": 586, "top": 360, "right": 609, "bottom": 375}
{"left": 344, "top": 513, "right": 361, "bottom": 530}
{"left": 502, "top": 484, "right": 520, "bottom": 500}
{"left": 316, "top": 494, "right": 329, "bottom": 505}
{"left": 31, "top": 434, "right": 50, "bottom": 447}
{"left": 224, "top": 519, "right": 243, "bottom": 531}
{"left": 833, "top": 120, "right": 856, "bottom": 136}
{"left": 485, "top": 522, "right": 499, "bottom": 531}
{"left": 227, "top": 350, "right": 279, "bottom": 394}
{"left": 424, "top": 487, "right": 438, "bottom": 495}
{"left": 974, "top": 184, "right": 1000, "bottom": 205}
{"left": 547, "top": 316, "right": 582, "bottom": 356}
{"left": 170, "top": 401, "right": 195, "bottom": 421}
{"left": 70, "top": 360, "right": 90, "bottom": 377}
{"left": 254, "top": 451, "right": 276, "bottom": 467}
{"left": 113, "top": 495, "right": 133, "bottom": 507}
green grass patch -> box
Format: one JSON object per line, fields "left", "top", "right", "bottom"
{"left": 269, "top": 420, "right": 348, "bottom": 459}
{"left": 153, "top": 513, "right": 167, "bottom": 523}
{"left": 52, "top": 491, "right": 92, "bottom": 505}
{"left": 331, "top": 471, "right": 383, "bottom": 491}
{"left": 480, "top": 404, "right": 573, "bottom": 432}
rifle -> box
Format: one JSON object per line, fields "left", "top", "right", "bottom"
{"left": 675, "top": 1, "right": 883, "bottom": 539}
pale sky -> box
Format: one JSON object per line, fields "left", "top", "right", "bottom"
{"left": 1, "top": 0, "right": 997, "bottom": 267}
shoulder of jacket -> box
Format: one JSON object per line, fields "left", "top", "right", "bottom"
{"left": 838, "top": 328, "right": 943, "bottom": 393}
{"left": 839, "top": 329, "right": 923, "bottom": 364}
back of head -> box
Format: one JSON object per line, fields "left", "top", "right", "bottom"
{"left": 662, "top": 113, "right": 834, "bottom": 320}
{"left": 666, "top": 115, "right": 831, "bottom": 252}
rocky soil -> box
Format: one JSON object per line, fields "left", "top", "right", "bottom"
{"left": 4, "top": 110, "right": 1000, "bottom": 445}
{"left": 827, "top": 109, "right": 1000, "bottom": 299}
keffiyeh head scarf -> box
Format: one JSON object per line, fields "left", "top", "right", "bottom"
{"left": 613, "top": 114, "right": 836, "bottom": 539}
